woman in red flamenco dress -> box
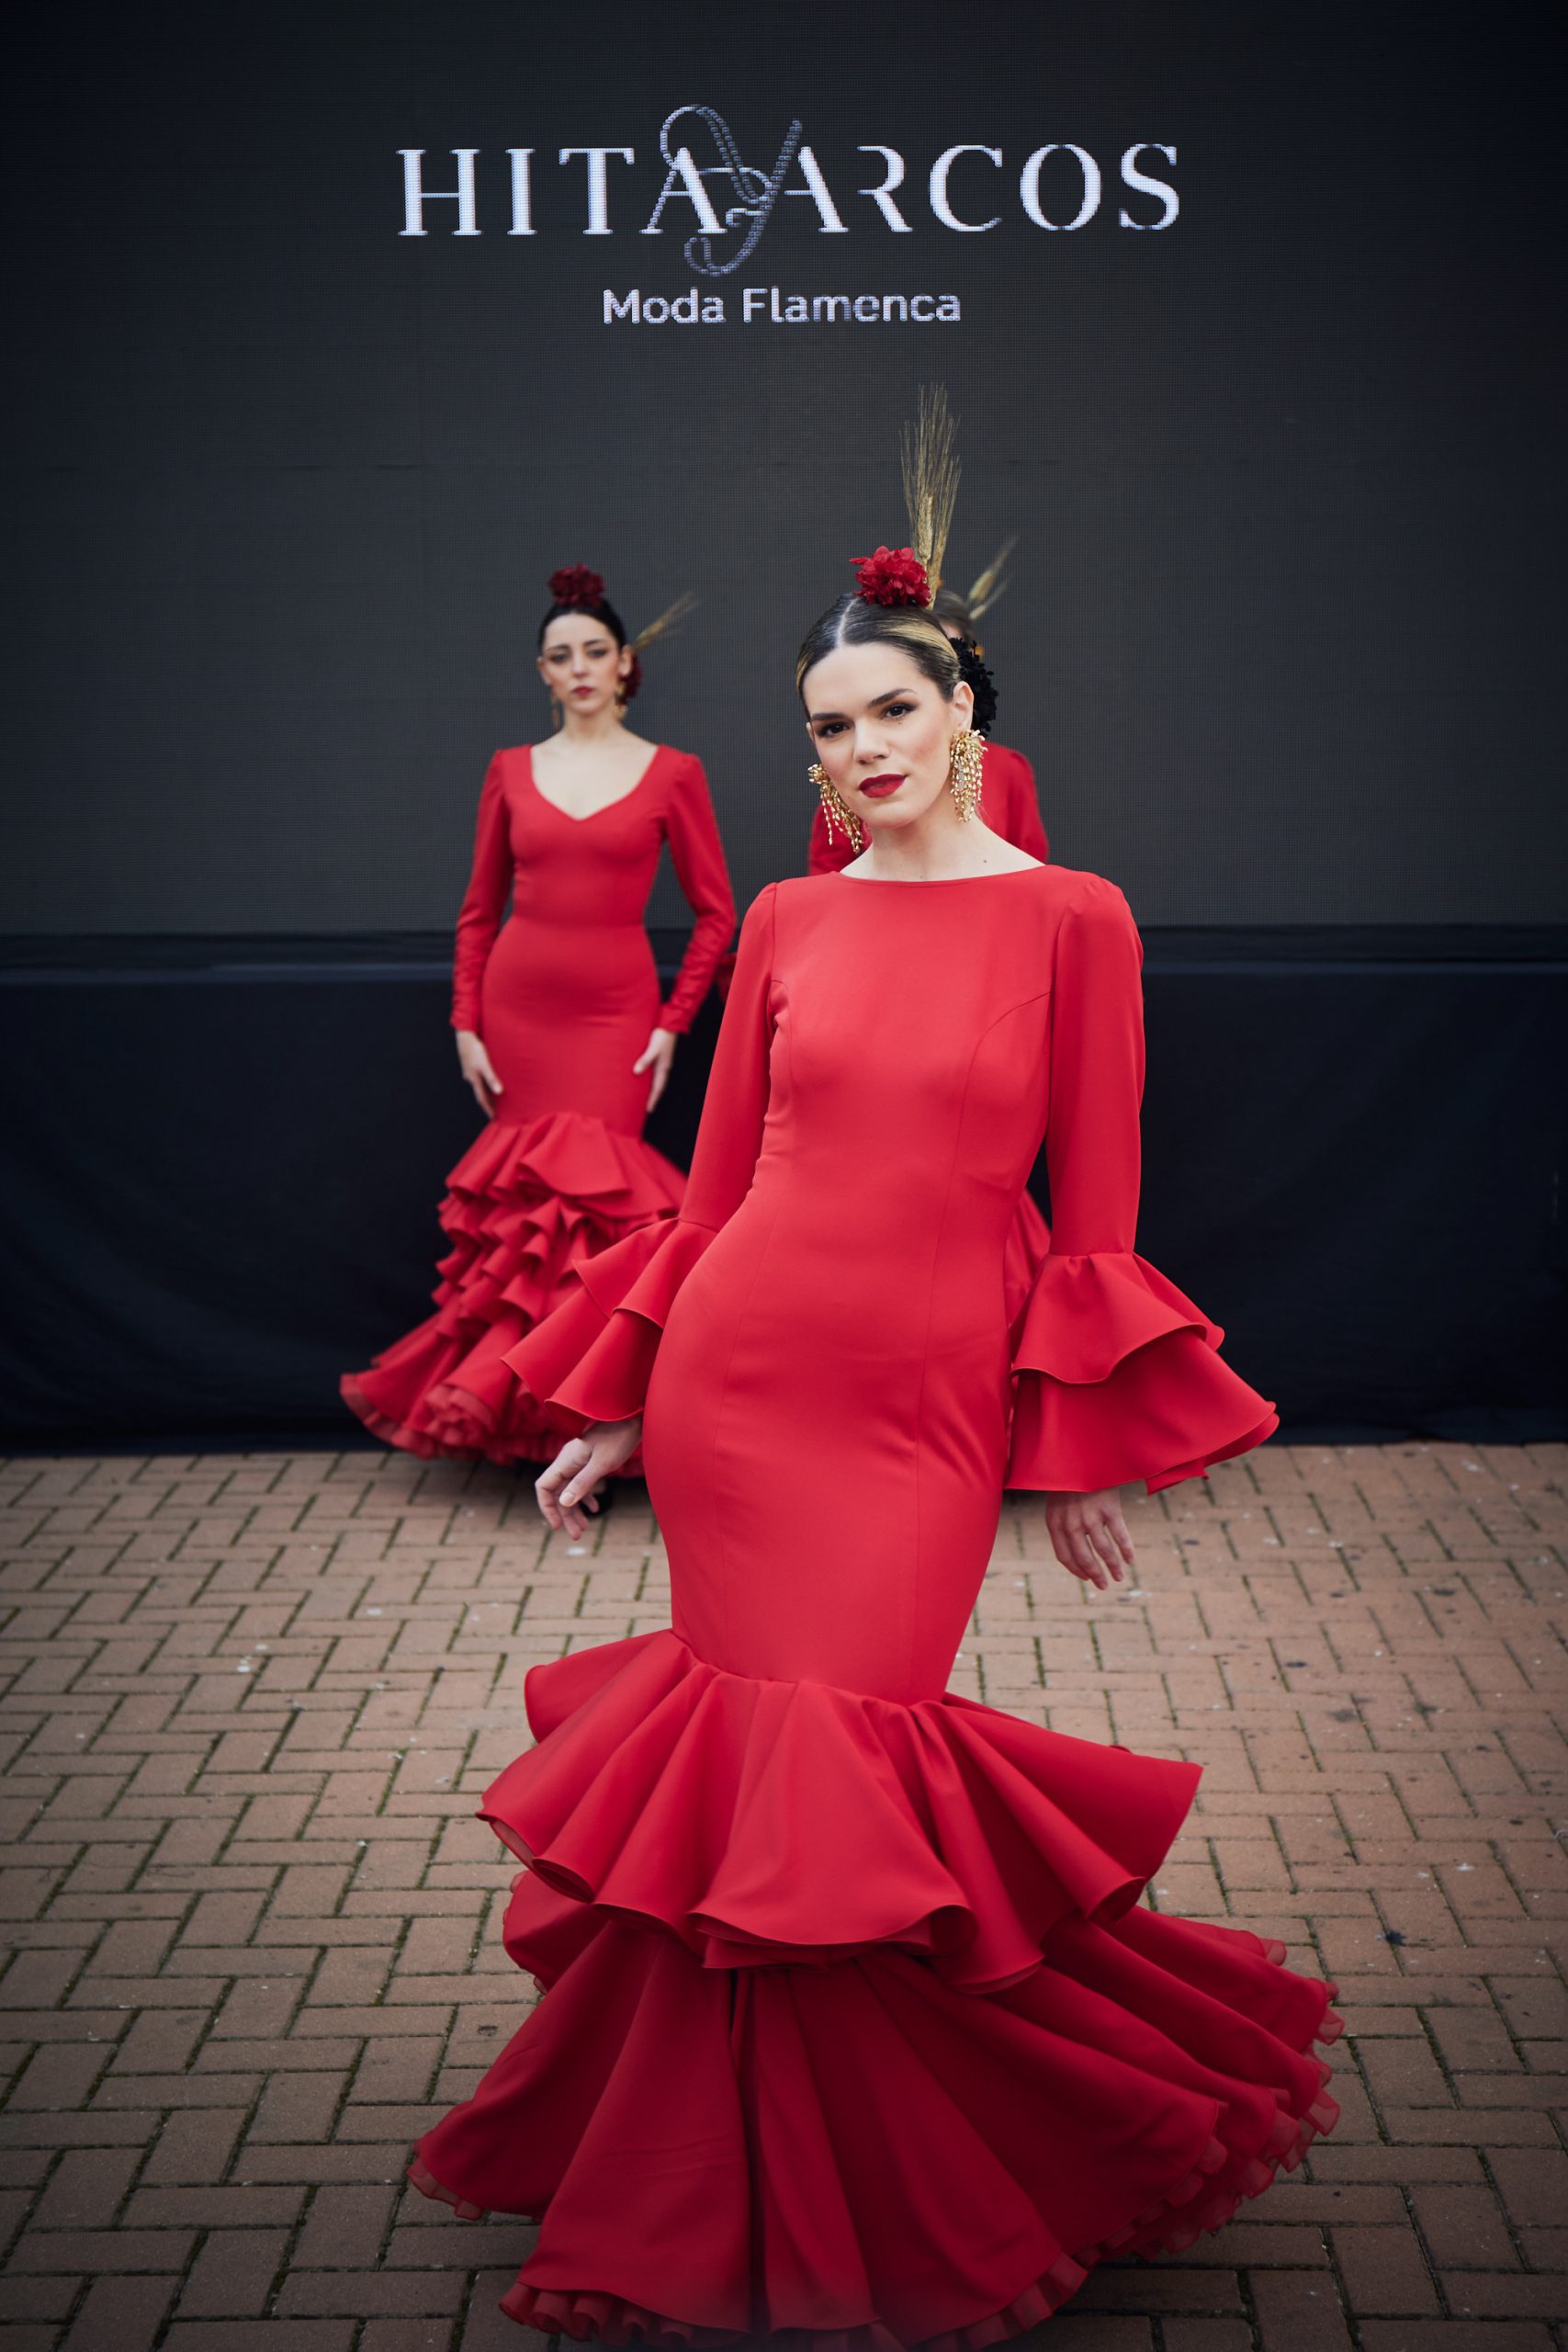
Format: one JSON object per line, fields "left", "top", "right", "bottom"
{"left": 410, "top": 538, "right": 1340, "bottom": 2346}
{"left": 341, "top": 568, "right": 735, "bottom": 1466}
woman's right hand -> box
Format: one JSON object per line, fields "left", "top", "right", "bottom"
{"left": 456, "top": 1030, "right": 503, "bottom": 1119}
{"left": 536, "top": 1418, "right": 643, "bottom": 1536}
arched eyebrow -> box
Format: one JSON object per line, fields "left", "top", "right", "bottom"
{"left": 806, "top": 686, "right": 914, "bottom": 724}
{"left": 542, "top": 630, "right": 615, "bottom": 653}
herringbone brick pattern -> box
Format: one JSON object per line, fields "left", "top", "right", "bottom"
{"left": 0, "top": 1442, "right": 1563, "bottom": 2350}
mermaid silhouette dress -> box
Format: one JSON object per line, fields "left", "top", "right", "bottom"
{"left": 412, "top": 865, "right": 1339, "bottom": 2346}
{"left": 342, "top": 743, "right": 733, "bottom": 1465}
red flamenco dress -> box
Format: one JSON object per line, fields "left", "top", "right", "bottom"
{"left": 412, "top": 866, "right": 1340, "bottom": 2346}
{"left": 341, "top": 744, "right": 734, "bottom": 1465}
{"left": 810, "top": 740, "right": 1053, "bottom": 1324}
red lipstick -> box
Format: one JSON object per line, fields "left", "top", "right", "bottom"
{"left": 859, "top": 774, "right": 905, "bottom": 800}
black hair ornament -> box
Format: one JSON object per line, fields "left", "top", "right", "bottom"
{"left": 952, "top": 632, "right": 998, "bottom": 737}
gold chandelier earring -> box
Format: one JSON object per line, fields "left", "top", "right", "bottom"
{"left": 810, "top": 763, "right": 863, "bottom": 854}
{"left": 948, "top": 729, "right": 984, "bottom": 822}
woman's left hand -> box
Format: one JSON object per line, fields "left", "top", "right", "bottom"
{"left": 633, "top": 1026, "right": 678, "bottom": 1111}
{"left": 536, "top": 1418, "right": 643, "bottom": 1537}
{"left": 1044, "top": 1488, "right": 1135, "bottom": 1590}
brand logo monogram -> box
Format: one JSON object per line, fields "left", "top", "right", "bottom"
{"left": 655, "top": 106, "right": 803, "bottom": 277}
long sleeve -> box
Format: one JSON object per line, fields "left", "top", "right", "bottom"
{"left": 992, "top": 746, "right": 1050, "bottom": 865}
{"left": 807, "top": 799, "right": 854, "bottom": 875}
{"left": 506, "top": 885, "right": 779, "bottom": 1430}
{"left": 1006, "top": 876, "right": 1277, "bottom": 1495}
{"left": 450, "top": 755, "right": 513, "bottom": 1032}
{"left": 657, "top": 757, "right": 737, "bottom": 1033}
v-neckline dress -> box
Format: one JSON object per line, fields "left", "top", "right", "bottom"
{"left": 341, "top": 742, "right": 735, "bottom": 1465}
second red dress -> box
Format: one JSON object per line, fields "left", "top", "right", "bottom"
{"left": 342, "top": 743, "right": 734, "bottom": 1464}
{"left": 412, "top": 866, "right": 1339, "bottom": 2346}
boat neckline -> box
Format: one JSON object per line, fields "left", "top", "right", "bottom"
{"left": 833, "top": 864, "right": 1048, "bottom": 886}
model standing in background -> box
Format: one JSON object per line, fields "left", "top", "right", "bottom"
{"left": 342, "top": 567, "right": 734, "bottom": 1468}
{"left": 409, "top": 470, "right": 1338, "bottom": 2342}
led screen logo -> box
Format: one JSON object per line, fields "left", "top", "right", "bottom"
{"left": 398, "top": 104, "right": 1179, "bottom": 325}
{"left": 649, "top": 107, "right": 806, "bottom": 276}
{"left": 398, "top": 104, "right": 1180, "bottom": 248}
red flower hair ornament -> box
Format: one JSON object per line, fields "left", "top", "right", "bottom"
{"left": 851, "top": 546, "right": 931, "bottom": 607}
{"left": 548, "top": 565, "right": 607, "bottom": 609}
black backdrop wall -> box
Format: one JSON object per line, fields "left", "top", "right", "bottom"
{"left": 2, "top": 1, "right": 1564, "bottom": 1447}
{"left": 7, "top": 0, "right": 1566, "bottom": 932}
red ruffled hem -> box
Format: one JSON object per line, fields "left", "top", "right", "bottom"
{"left": 408, "top": 1921, "right": 1341, "bottom": 2349}
{"left": 479, "top": 1627, "right": 1200, "bottom": 1993}
{"left": 414, "top": 2090, "right": 1339, "bottom": 2352}
{"left": 494, "top": 2263, "right": 1089, "bottom": 2351}
{"left": 340, "top": 1109, "right": 683, "bottom": 1466}
{"left": 407, "top": 1612, "right": 1342, "bottom": 2347}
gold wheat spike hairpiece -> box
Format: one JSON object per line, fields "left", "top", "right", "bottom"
{"left": 630, "top": 590, "right": 697, "bottom": 655}
{"left": 965, "top": 537, "right": 1018, "bottom": 623}
{"left": 899, "top": 384, "right": 961, "bottom": 602}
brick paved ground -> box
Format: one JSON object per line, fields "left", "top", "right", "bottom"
{"left": 0, "top": 1441, "right": 1563, "bottom": 2352}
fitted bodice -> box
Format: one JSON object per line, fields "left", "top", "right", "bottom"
{"left": 504, "top": 749, "right": 684, "bottom": 928}
{"left": 450, "top": 741, "right": 734, "bottom": 1036}
{"left": 761, "top": 876, "right": 1052, "bottom": 1216}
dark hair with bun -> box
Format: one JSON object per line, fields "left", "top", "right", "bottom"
{"left": 950, "top": 632, "right": 998, "bottom": 736}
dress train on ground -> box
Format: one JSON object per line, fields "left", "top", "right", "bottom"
{"left": 412, "top": 1631, "right": 1339, "bottom": 2348}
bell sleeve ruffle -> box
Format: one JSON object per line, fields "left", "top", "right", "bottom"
{"left": 505, "top": 1216, "right": 717, "bottom": 1434}
{"left": 505, "top": 883, "right": 779, "bottom": 1433}
{"left": 1008, "top": 876, "right": 1277, "bottom": 1496}
{"left": 1007, "top": 1250, "right": 1277, "bottom": 1495}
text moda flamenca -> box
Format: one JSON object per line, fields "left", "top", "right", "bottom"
{"left": 603, "top": 288, "right": 964, "bottom": 324}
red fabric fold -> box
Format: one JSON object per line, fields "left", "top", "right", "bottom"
{"left": 340, "top": 1109, "right": 682, "bottom": 1464}
{"left": 478, "top": 1628, "right": 1199, "bottom": 1992}
{"left": 412, "top": 1906, "right": 1339, "bottom": 2351}
{"left": 1005, "top": 1250, "right": 1275, "bottom": 1494}
{"left": 1010, "top": 1251, "right": 1219, "bottom": 1383}
{"left": 504, "top": 1216, "right": 716, "bottom": 1433}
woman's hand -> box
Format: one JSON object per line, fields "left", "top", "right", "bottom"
{"left": 536, "top": 1418, "right": 643, "bottom": 1537}
{"left": 1044, "top": 1488, "right": 1135, "bottom": 1590}
{"left": 457, "top": 1029, "right": 503, "bottom": 1119}
{"left": 633, "top": 1026, "right": 677, "bottom": 1112}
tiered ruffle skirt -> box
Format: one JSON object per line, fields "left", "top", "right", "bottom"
{"left": 412, "top": 1628, "right": 1340, "bottom": 2346}
{"left": 341, "top": 1111, "right": 683, "bottom": 1465}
